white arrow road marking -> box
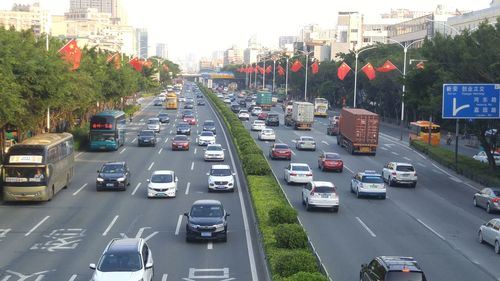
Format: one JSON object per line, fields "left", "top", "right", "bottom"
{"left": 452, "top": 97, "right": 470, "bottom": 116}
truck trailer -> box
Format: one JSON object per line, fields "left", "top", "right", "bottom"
{"left": 337, "top": 108, "right": 379, "bottom": 154}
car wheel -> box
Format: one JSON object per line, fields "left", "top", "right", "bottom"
{"left": 221, "top": 235, "right": 228, "bottom": 243}
{"left": 333, "top": 206, "right": 339, "bottom": 213}
{"left": 302, "top": 194, "right": 306, "bottom": 205}
{"left": 350, "top": 184, "right": 354, "bottom": 193}
{"left": 339, "top": 168, "right": 343, "bottom": 173}
{"left": 487, "top": 203, "right": 492, "bottom": 213}
{"left": 411, "top": 182, "right": 416, "bottom": 188}
{"left": 306, "top": 200, "right": 311, "bottom": 211}
{"left": 495, "top": 240, "right": 500, "bottom": 254}
{"left": 478, "top": 230, "right": 484, "bottom": 244}
{"left": 473, "top": 197, "right": 478, "bottom": 207}
{"left": 388, "top": 177, "right": 394, "bottom": 187}
{"left": 186, "top": 236, "right": 192, "bottom": 243}
{"left": 356, "top": 187, "right": 360, "bottom": 198}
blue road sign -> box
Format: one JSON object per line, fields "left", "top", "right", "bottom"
{"left": 442, "top": 84, "right": 500, "bottom": 119}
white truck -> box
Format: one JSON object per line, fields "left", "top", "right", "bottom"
{"left": 285, "top": 102, "right": 314, "bottom": 130}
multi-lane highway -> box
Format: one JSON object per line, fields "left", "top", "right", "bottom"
{"left": 0, "top": 87, "right": 268, "bottom": 280}
{"left": 240, "top": 104, "right": 500, "bottom": 281}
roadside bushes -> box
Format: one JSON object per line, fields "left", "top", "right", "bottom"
{"left": 70, "top": 123, "right": 89, "bottom": 151}
{"left": 201, "top": 85, "right": 329, "bottom": 281}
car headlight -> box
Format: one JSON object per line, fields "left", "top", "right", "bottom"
{"left": 96, "top": 178, "right": 104, "bottom": 182}
{"left": 228, "top": 182, "right": 233, "bottom": 186}
{"left": 189, "top": 223, "right": 200, "bottom": 229}
{"left": 117, "top": 177, "right": 126, "bottom": 182}
{"left": 214, "top": 223, "right": 225, "bottom": 231}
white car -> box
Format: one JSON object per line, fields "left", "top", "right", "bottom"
{"left": 207, "top": 165, "right": 235, "bottom": 192}
{"left": 89, "top": 238, "right": 153, "bottom": 281}
{"left": 147, "top": 170, "right": 178, "bottom": 198}
{"left": 197, "top": 131, "right": 216, "bottom": 146}
{"left": 179, "top": 97, "right": 186, "bottom": 102}
{"left": 251, "top": 120, "right": 266, "bottom": 131}
{"left": 258, "top": 128, "right": 276, "bottom": 141}
{"left": 478, "top": 218, "right": 500, "bottom": 254}
{"left": 146, "top": 118, "right": 160, "bottom": 133}
{"left": 284, "top": 163, "right": 313, "bottom": 184}
{"left": 473, "top": 151, "right": 500, "bottom": 166}
{"left": 216, "top": 93, "right": 224, "bottom": 98}
{"left": 295, "top": 136, "right": 316, "bottom": 151}
{"left": 251, "top": 107, "right": 263, "bottom": 116}
{"left": 351, "top": 170, "right": 386, "bottom": 199}
{"left": 223, "top": 98, "right": 231, "bottom": 104}
{"left": 381, "top": 162, "right": 418, "bottom": 187}
{"left": 238, "top": 110, "right": 250, "bottom": 120}
{"left": 302, "top": 181, "right": 339, "bottom": 212}
{"left": 204, "top": 144, "right": 225, "bottom": 161}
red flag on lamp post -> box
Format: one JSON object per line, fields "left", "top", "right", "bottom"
{"left": 337, "top": 62, "right": 351, "bottom": 80}
{"left": 257, "top": 65, "right": 265, "bottom": 75}
{"left": 291, "top": 60, "right": 303, "bottom": 72}
{"left": 311, "top": 61, "right": 319, "bottom": 74}
{"left": 277, "top": 64, "right": 285, "bottom": 76}
{"left": 361, "top": 63, "right": 376, "bottom": 80}
{"left": 416, "top": 62, "right": 425, "bottom": 70}
{"left": 376, "top": 60, "right": 398, "bottom": 72}
{"left": 129, "top": 57, "right": 142, "bottom": 71}
{"left": 58, "top": 39, "right": 81, "bottom": 70}
{"left": 265, "top": 65, "right": 272, "bottom": 74}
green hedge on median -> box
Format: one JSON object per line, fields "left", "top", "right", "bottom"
{"left": 411, "top": 140, "right": 500, "bottom": 186}
{"left": 201, "top": 85, "right": 329, "bottom": 281}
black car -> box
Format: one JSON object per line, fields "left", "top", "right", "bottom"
{"left": 184, "top": 199, "right": 229, "bottom": 242}
{"left": 96, "top": 162, "right": 131, "bottom": 191}
{"left": 238, "top": 100, "right": 247, "bottom": 108}
{"left": 197, "top": 99, "right": 206, "bottom": 106}
{"left": 265, "top": 113, "right": 280, "bottom": 126}
{"left": 157, "top": 112, "right": 170, "bottom": 123}
{"left": 137, "top": 130, "right": 157, "bottom": 147}
{"left": 230, "top": 104, "right": 241, "bottom": 113}
{"left": 360, "top": 256, "right": 427, "bottom": 281}
{"left": 202, "top": 120, "right": 216, "bottom": 135}
{"left": 196, "top": 93, "right": 204, "bottom": 98}
{"left": 176, "top": 122, "right": 191, "bottom": 135}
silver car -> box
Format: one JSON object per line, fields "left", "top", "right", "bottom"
{"left": 302, "top": 181, "right": 339, "bottom": 212}
{"left": 478, "top": 218, "right": 500, "bottom": 254}
{"left": 146, "top": 118, "right": 160, "bottom": 133}
{"left": 473, "top": 188, "right": 500, "bottom": 213}
{"left": 295, "top": 136, "right": 316, "bottom": 151}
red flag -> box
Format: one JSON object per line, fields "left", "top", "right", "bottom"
{"left": 143, "top": 60, "right": 153, "bottom": 68}
{"left": 129, "top": 57, "right": 142, "bottom": 71}
{"left": 311, "top": 61, "right": 319, "bottom": 74}
{"left": 162, "top": 64, "right": 169, "bottom": 72}
{"left": 278, "top": 69, "right": 285, "bottom": 76}
{"left": 277, "top": 64, "right": 285, "bottom": 73}
{"left": 257, "top": 65, "right": 264, "bottom": 75}
{"left": 416, "top": 62, "right": 425, "bottom": 70}
{"left": 291, "top": 60, "right": 303, "bottom": 72}
{"left": 376, "top": 60, "right": 397, "bottom": 72}
{"left": 58, "top": 39, "right": 81, "bottom": 70}
{"left": 254, "top": 66, "right": 259, "bottom": 73}
{"left": 361, "top": 63, "right": 376, "bottom": 80}
{"left": 337, "top": 62, "right": 351, "bottom": 80}
{"left": 265, "top": 65, "right": 272, "bottom": 74}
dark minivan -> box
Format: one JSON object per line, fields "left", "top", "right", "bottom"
{"left": 360, "top": 256, "right": 427, "bottom": 281}
{"left": 265, "top": 113, "right": 280, "bottom": 126}
{"left": 184, "top": 199, "right": 229, "bottom": 242}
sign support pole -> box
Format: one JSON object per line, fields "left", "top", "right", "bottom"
{"left": 455, "top": 119, "right": 459, "bottom": 170}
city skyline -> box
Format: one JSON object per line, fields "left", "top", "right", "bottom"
{"left": 0, "top": 0, "right": 494, "bottom": 61}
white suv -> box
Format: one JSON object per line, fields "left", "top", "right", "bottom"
{"left": 351, "top": 170, "right": 386, "bottom": 199}
{"left": 238, "top": 110, "right": 250, "bottom": 120}
{"left": 146, "top": 118, "right": 160, "bottom": 133}
{"left": 302, "top": 181, "right": 339, "bottom": 212}
{"left": 382, "top": 162, "right": 417, "bottom": 187}
{"left": 207, "top": 165, "right": 235, "bottom": 192}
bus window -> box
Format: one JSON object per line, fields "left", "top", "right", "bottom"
{"left": 4, "top": 167, "right": 46, "bottom": 183}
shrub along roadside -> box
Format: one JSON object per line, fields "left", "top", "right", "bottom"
{"left": 410, "top": 140, "right": 500, "bottom": 186}
{"left": 200, "top": 85, "right": 329, "bottom": 281}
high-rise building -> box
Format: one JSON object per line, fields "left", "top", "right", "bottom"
{"left": 278, "top": 36, "right": 299, "bottom": 50}
{"left": 136, "top": 28, "right": 148, "bottom": 58}
{"left": 243, "top": 48, "right": 260, "bottom": 64}
{"left": 223, "top": 45, "right": 243, "bottom": 65}
{"left": 69, "top": 0, "right": 125, "bottom": 24}
{"left": 156, "top": 43, "right": 168, "bottom": 59}
{"left": 0, "top": 3, "right": 49, "bottom": 36}
{"left": 448, "top": 0, "right": 499, "bottom": 32}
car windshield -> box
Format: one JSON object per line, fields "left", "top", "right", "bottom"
{"left": 211, "top": 168, "right": 231, "bottom": 176}
{"left": 201, "top": 132, "right": 214, "bottom": 136}
{"left": 177, "top": 123, "right": 189, "bottom": 128}
{"left": 492, "top": 190, "right": 500, "bottom": 196}
{"left": 147, "top": 119, "right": 159, "bottom": 125}
{"left": 158, "top": 114, "right": 168, "bottom": 118}
{"left": 184, "top": 115, "right": 194, "bottom": 118}
{"left": 151, "top": 174, "right": 173, "bottom": 183}
{"left": 102, "top": 164, "right": 124, "bottom": 173}
{"left": 139, "top": 131, "right": 154, "bottom": 136}
{"left": 275, "top": 144, "right": 289, "bottom": 149}
{"left": 263, "top": 130, "right": 273, "bottom": 133}
{"left": 314, "top": 186, "right": 336, "bottom": 193}
{"left": 97, "top": 252, "right": 142, "bottom": 272}
{"left": 191, "top": 205, "right": 223, "bottom": 217}
{"left": 386, "top": 271, "right": 424, "bottom": 281}
{"left": 254, "top": 121, "right": 264, "bottom": 124}
{"left": 362, "top": 176, "right": 384, "bottom": 183}
{"left": 207, "top": 146, "right": 222, "bottom": 151}
{"left": 174, "top": 136, "right": 188, "bottom": 141}
{"left": 396, "top": 165, "right": 415, "bottom": 172}
{"left": 239, "top": 110, "right": 248, "bottom": 113}
{"left": 292, "top": 165, "right": 310, "bottom": 171}
{"left": 301, "top": 137, "right": 314, "bottom": 141}
{"left": 204, "top": 122, "right": 215, "bottom": 126}
{"left": 325, "top": 153, "right": 340, "bottom": 160}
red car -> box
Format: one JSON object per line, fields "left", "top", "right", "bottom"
{"left": 183, "top": 115, "right": 197, "bottom": 125}
{"left": 172, "top": 135, "right": 190, "bottom": 151}
{"left": 257, "top": 112, "right": 268, "bottom": 120}
{"left": 269, "top": 143, "right": 292, "bottom": 160}
{"left": 318, "top": 152, "right": 343, "bottom": 172}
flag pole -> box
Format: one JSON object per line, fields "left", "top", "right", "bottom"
{"left": 285, "top": 57, "right": 289, "bottom": 98}
{"left": 272, "top": 59, "right": 276, "bottom": 93}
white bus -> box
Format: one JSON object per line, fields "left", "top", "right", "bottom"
{"left": 314, "top": 98, "right": 329, "bottom": 117}
{"left": 2, "top": 133, "right": 75, "bottom": 201}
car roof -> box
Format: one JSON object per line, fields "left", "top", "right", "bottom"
{"left": 291, "top": 163, "right": 310, "bottom": 167}
{"left": 391, "top": 162, "right": 414, "bottom": 167}
{"left": 200, "top": 131, "right": 214, "bottom": 135}
{"left": 104, "top": 161, "right": 125, "bottom": 166}
{"left": 139, "top": 129, "right": 155, "bottom": 133}
{"left": 300, "top": 136, "right": 314, "bottom": 139}
{"left": 274, "top": 143, "right": 289, "bottom": 147}
{"left": 193, "top": 199, "right": 222, "bottom": 206}
{"left": 107, "top": 238, "right": 142, "bottom": 253}
{"left": 312, "top": 181, "right": 334, "bottom": 187}
{"left": 377, "top": 256, "right": 423, "bottom": 272}
{"left": 152, "top": 170, "right": 174, "bottom": 175}
{"left": 148, "top": 117, "right": 159, "bottom": 120}
{"left": 253, "top": 120, "right": 265, "bottom": 123}
{"left": 211, "top": 164, "right": 230, "bottom": 169}
{"left": 203, "top": 120, "right": 215, "bottom": 123}
{"left": 174, "top": 135, "right": 188, "bottom": 139}
{"left": 207, "top": 143, "right": 222, "bottom": 147}
{"left": 177, "top": 122, "right": 189, "bottom": 125}
{"left": 360, "top": 170, "right": 382, "bottom": 176}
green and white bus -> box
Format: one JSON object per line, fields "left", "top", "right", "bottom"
{"left": 89, "top": 110, "right": 126, "bottom": 151}
{"left": 2, "top": 133, "right": 75, "bottom": 201}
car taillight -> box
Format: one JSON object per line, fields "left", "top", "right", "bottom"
{"left": 492, "top": 198, "right": 500, "bottom": 203}
{"left": 290, "top": 173, "right": 297, "bottom": 176}
{"left": 306, "top": 173, "right": 313, "bottom": 176}
{"left": 414, "top": 172, "right": 417, "bottom": 176}
{"left": 391, "top": 172, "right": 397, "bottom": 176}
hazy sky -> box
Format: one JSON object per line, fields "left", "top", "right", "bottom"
{"left": 1, "top": 0, "right": 494, "bottom": 61}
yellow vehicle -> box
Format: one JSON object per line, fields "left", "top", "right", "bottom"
{"left": 313, "top": 98, "right": 329, "bottom": 117}
{"left": 165, "top": 92, "right": 178, "bottom": 109}
{"left": 409, "top": 121, "right": 441, "bottom": 146}
{"left": 2, "top": 133, "right": 75, "bottom": 201}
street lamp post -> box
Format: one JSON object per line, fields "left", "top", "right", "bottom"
{"left": 285, "top": 56, "right": 289, "bottom": 98}
{"left": 272, "top": 58, "right": 276, "bottom": 93}
{"left": 353, "top": 46, "right": 376, "bottom": 108}
{"left": 386, "top": 38, "right": 425, "bottom": 140}
{"left": 297, "top": 50, "right": 314, "bottom": 101}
